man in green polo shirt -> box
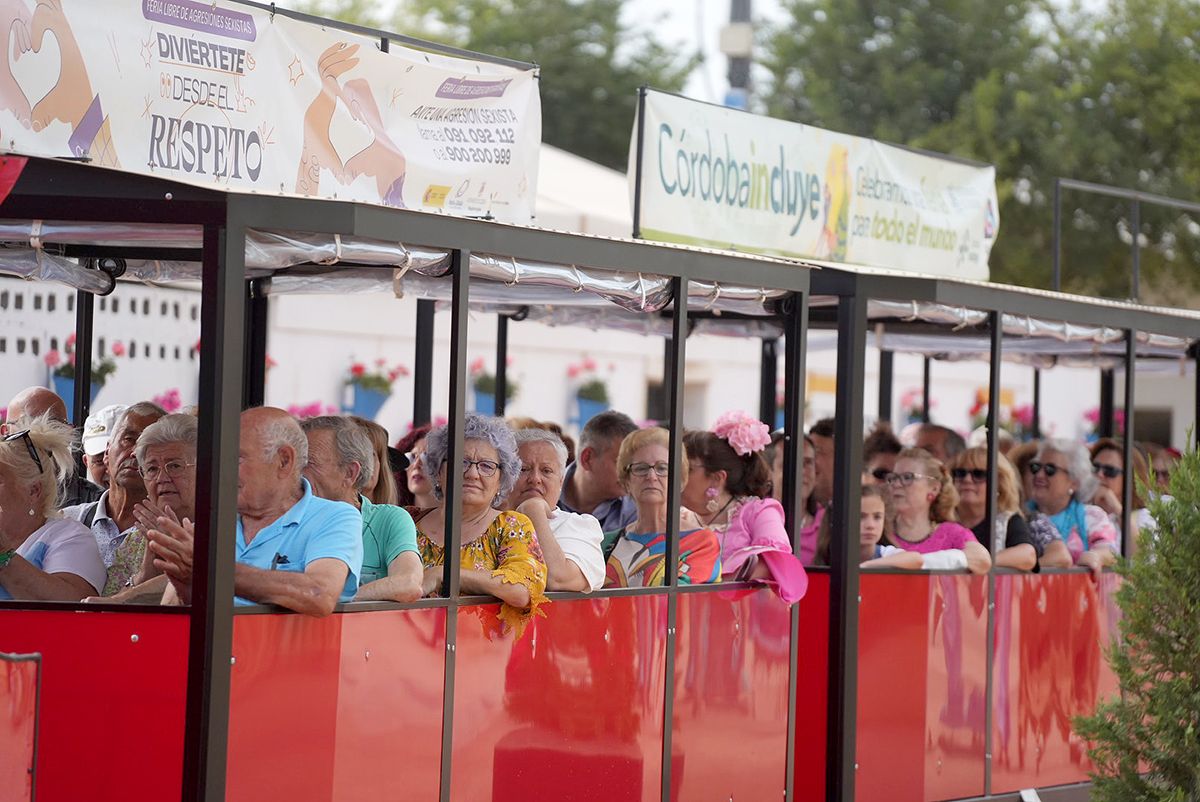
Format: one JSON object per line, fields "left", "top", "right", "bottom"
{"left": 300, "top": 416, "right": 422, "bottom": 602}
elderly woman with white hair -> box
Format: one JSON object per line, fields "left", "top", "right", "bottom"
{"left": 414, "top": 414, "right": 547, "bottom": 634}
{"left": 96, "top": 413, "right": 199, "bottom": 601}
{"left": 0, "top": 416, "right": 106, "bottom": 600}
{"left": 1026, "top": 438, "right": 1119, "bottom": 575}
{"left": 504, "top": 428, "right": 605, "bottom": 592}
{"left": 300, "top": 416, "right": 422, "bottom": 603}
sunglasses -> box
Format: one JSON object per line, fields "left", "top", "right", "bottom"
{"left": 3, "top": 429, "right": 44, "bottom": 474}
{"left": 951, "top": 468, "right": 988, "bottom": 482}
{"left": 885, "top": 471, "right": 936, "bottom": 487}
{"left": 869, "top": 467, "right": 890, "bottom": 481}
{"left": 1028, "top": 461, "right": 1064, "bottom": 478}
{"left": 1092, "top": 463, "right": 1123, "bottom": 480}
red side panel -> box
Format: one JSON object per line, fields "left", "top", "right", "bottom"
{"left": 227, "top": 613, "right": 344, "bottom": 802}
{"left": 459, "top": 596, "right": 667, "bottom": 802}
{"left": 794, "top": 572, "right": 829, "bottom": 802}
{"left": 923, "top": 574, "right": 988, "bottom": 801}
{"left": 0, "top": 654, "right": 38, "bottom": 802}
{"left": 990, "top": 572, "right": 1122, "bottom": 794}
{"left": 330, "top": 609, "right": 445, "bottom": 802}
{"left": 672, "top": 588, "right": 792, "bottom": 800}
{"left": 0, "top": 609, "right": 188, "bottom": 802}
{"left": 856, "top": 574, "right": 931, "bottom": 801}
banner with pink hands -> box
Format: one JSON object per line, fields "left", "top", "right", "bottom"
{"left": 0, "top": 0, "right": 541, "bottom": 223}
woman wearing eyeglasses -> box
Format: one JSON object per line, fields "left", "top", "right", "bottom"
{"left": 395, "top": 424, "right": 437, "bottom": 508}
{"left": 413, "top": 415, "right": 547, "bottom": 635}
{"left": 0, "top": 417, "right": 106, "bottom": 600}
{"left": 603, "top": 427, "right": 721, "bottom": 588}
{"left": 100, "top": 413, "right": 198, "bottom": 601}
{"left": 948, "top": 447, "right": 1046, "bottom": 571}
{"left": 877, "top": 447, "right": 992, "bottom": 574}
{"left": 1026, "top": 439, "right": 1118, "bottom": 575}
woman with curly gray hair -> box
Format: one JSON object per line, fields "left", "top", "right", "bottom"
{"left": 1027, "top": 438, "right": 1118, "bottom": 576}
{"left": 413, "top": 414, "right": 546, "bottom": 635}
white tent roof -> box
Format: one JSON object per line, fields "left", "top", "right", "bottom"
{"left": 533, "top": 144, "right": 632, "bottom": 238}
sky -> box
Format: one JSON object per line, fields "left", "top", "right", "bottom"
{"left": 624, "top": 0, "right": 785, "bottom": 104}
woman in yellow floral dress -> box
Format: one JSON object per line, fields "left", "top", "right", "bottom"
{"left": 411, "top": 414, "right": 547, "bottom": 636}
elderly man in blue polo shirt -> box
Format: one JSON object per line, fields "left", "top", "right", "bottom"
{"left": 146, "top": 407, "right": 362, "bottom": 616}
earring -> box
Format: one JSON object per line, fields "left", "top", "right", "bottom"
{"left": 28, "top": 508, "right": 36, "bottom": 516}
{"left": 705, "top": 486, "right": 720, "bottom": 513}
{"left": 927, "top": 493, "right": 937, "bottom": 503}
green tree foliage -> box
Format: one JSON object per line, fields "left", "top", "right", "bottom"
{"left": 297, "top": 0, "right": 697, "bottom": 170}
{"left": 762, "top": 0, "right": 1200, "bottom": 302}
{"left": 1074, "top": 441, "right": 1200, "bottom": 800}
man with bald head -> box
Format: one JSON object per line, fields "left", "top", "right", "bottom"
{"left": 147, "top": 407, "right": 363, "bottom": 616}
{"left": 5, "top": 386, "right": 102, "bottom": 506}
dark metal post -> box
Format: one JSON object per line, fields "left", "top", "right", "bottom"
{"left": 781, "top": 291, "right": 808, "bottom": 802}
{"left": 921, "top": 356, "right": 932, "bottom": 423}
{"left": 632, "top": 86, "right": 648, "bottom": 239}
{"left": 827, "top": 292, "right": 867, "bottom": 802}
{"left": 983, "top": 312, "right": 1002, "bottom": 796}
{"left": 70, "top": 290, "right": 95, "bottom": 424}
{"left": 494, "top": 315, "right": 509, "bottom": 417}
{"left": 660, "top": 276, "right": 688, "bottom": 802}
{"left": 413, "top": 299, "right": 436, "bottom": 426}
{"left": 760, "top": 338, "right": 778, "bottom": 427}
{"left": 438, "top": 249, "right": 470, "bottom": 802}
{"left": 242, "top": 281, "right": 268, "bottom": 408}
{"left": 877, "top": 349, "right": 894, "bottom": 423}
{"left": 1130, "top": 200, "right": 1141, "bottom": 302}
{"left": 180, "top": 216, "right": 244, "bottom": 802}
{"left": 1121, "top": 331, "right": 1137, "bottom": 555}
{"left": 1099, "top": 369, "right": 1116, "bottom": 439}
{"left": 1195, "top": 346, "right": 1200, "bottom": 449}
{"left": 1031, "top": 368, "right": 1042, "bottom": 439}
{"left": 1052, "top": 177, "right": 1062, "bottom": 291}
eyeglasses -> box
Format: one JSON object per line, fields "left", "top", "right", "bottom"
{"left": 869, "top": 467, "right": 890, "bottom": 481}
{"left": 462, "top": 458, "right": 500, "bottom": 478}
{"left": 627, "top": 461, "right": 670, "bottom": 478}
{"left": 884, "top": 471, "right": 936, "bottom": 487}
{"left": 139, "top": 459, "right": 196, "bottom": 481}
{"left": 951, "top": 468, "right": 988, "bottom": 482}
{"left": 3, "top": 430, "right": 43, "bottom": 474}
{"left": 1092, "top": 463, "right": 1123, "bottom": 480}
{"left": 1028, "top": 461, "right": 1064, "bottom": 478}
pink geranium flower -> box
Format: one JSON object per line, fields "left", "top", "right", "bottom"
{"left": 111, "top": 341, "right": 127, "bottom": 357}
{"left": 43, "top": 349, "right": 61, "bottom": 368}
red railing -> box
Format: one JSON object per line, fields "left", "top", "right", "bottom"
{"left": 0, "top": 570, "right": 1121, "bottom": 801}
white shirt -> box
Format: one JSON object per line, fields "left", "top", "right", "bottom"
{"left": 547, "top": 510, "right": 606, "bottom": 592}
{"left": 0, "top": 517, "right": 107, "bottom": 599}
{"left": 61, "top": 490, "right": 138, "bottom": 569}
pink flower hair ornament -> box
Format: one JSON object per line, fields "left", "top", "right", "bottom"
{"left": 712, "top": 410, "right": 771, "bottom": 456}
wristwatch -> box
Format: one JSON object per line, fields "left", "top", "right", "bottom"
{"left": 0, "top": 548, "right": 16, "bottom": 569}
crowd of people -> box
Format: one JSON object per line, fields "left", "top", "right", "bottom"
{"left": 0, "top": 384, "right": 1179, "bottom": 630}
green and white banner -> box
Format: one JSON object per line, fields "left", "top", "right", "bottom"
{"left": 630, "top": 90, "right": 998, "bottom": 280}
{"left": 0, "top": 0, "right": 541, "bottom": 222}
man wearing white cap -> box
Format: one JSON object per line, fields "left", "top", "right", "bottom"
{"left": 81, "top": 404, "right": 127, "bottom": 491}
{"left": 4, "top": 385, "right": 103, "bottom": 507}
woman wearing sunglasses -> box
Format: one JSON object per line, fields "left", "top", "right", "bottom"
{"left": 876, "top": 447, "right": 992, "bottom": 574}
{"left": 948, "top": 447, "right": 1049, "bottom": 571}
{"left": 603, "top": 427, "right": 720, "bottom": 588}
{"left": 1088, "top": 438, "right": 1155, "bottom": 547}
{"left": 1026, "top": 439, "right": 1118, "bottom": 575}
{"left": 413, "top": 414, "right": 547, "bottom": 636}
{"left": 0, "top": 417, "right": 106, "bottom": 600}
